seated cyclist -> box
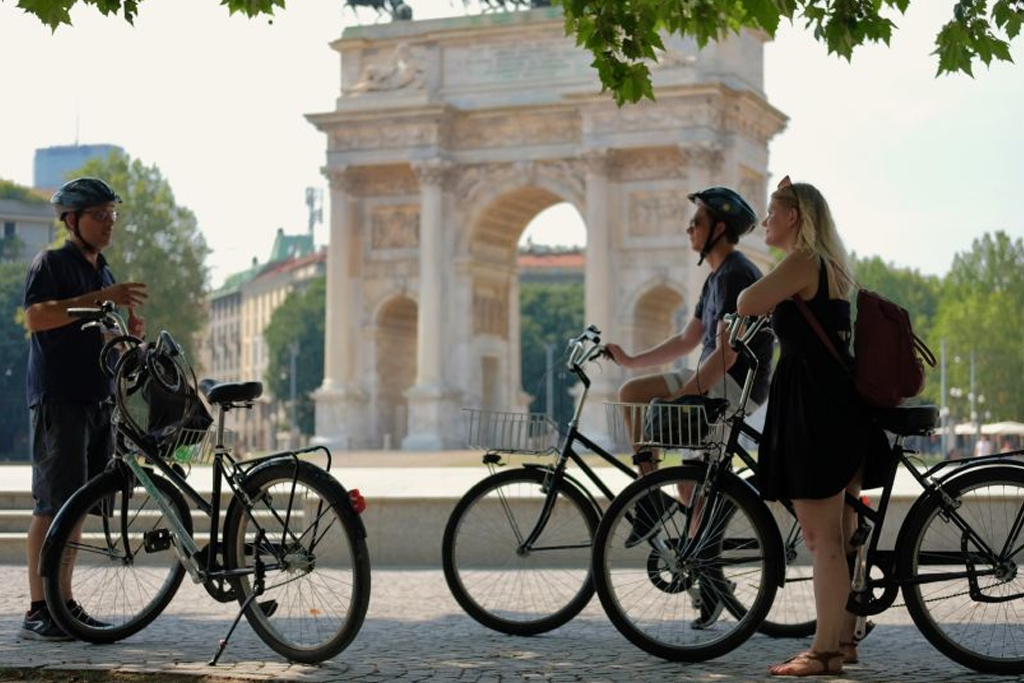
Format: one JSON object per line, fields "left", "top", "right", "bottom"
{"left": 606, "top": 186, "right": 774, "bottom": 545}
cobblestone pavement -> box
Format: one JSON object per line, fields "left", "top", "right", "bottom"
{"left": 0, "top": 566, "right": 1012, "bottom": 682}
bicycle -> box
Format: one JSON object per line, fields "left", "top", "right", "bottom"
{"left": 594, "top": 314, "right": 1024, "bottom": 674}
{"left": 591, "top": 313, "right": 788, "bottom": 661}
{"left": 441, "top": 322, "right": 812, "bottom": 639}
{"left": 39, "top": 302, "right": 371, "bottom": 665}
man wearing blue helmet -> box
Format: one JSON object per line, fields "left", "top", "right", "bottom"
{"left": 19, "top": 177, "right": 147, "bottom": 640}
{"left": 605, "top": 185, "right": 774, "bottom": 625}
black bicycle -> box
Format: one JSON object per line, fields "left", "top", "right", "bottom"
{"left": 39, "top": 302, "right": 371, "bottom": 664}
{"left": 442, "top": 322, "right": 812, "bottom": 640}
{"left": 594, "top": 314, "right": 1024, "bottom": 673}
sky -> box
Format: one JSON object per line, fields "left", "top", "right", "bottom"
{"left": 0, "top": 1, "right": 1021, "bottom": 288}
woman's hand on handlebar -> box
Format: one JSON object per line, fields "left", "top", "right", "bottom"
{"left": 603, "top": 343, "right": 634, "bottom": 368}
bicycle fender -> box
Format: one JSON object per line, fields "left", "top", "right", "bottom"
{"left": 522, "top": 463, "right": 603, "bottom": 516}
{"left": 38, "top": 461, "right": 134, "bottom": 578}
{"left": 233, "top": 458, "right": 368, "bottom": 540}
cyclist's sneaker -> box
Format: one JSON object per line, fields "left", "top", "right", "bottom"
{"left": 67, "top": 600, "right": 110, "bottom": 628}
{"left": 19, "top": 606, "right": 72, "bottom": 641}
{"left": 690, "top": 576, "right": 735, "bottom": 630}
{"left": 624, "top": 490, "right": 679, "bottom": 548}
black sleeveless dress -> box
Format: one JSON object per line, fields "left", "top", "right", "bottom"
{"left": 758, "top": 261, "right": 889, "bottom": 501}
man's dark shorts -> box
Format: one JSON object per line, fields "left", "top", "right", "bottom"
{"left": 31, "top": 401, "right": 113, "bottom": 516}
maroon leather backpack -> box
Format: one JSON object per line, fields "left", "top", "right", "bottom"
{"left": 794, "top": 289, "right": 937, "bottom": 408}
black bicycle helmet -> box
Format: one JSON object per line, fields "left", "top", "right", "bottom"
{"left": 51, "top": 177, "right": 122, "bottom": 220}
{"left": 687, "top": 186, "right": 757, "bottom": 264}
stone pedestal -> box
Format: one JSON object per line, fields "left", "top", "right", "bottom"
{"left": 312, "top": 383, "right": 370, "bottom": 450}
{"left": 401, "top": 384, "right": 462, "bottom": 450}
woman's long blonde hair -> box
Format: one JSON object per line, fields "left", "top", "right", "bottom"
{"left": 771, "top": 181, "right": 855, "bottom": 298}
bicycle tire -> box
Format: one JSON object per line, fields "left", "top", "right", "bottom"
{"left": 442, "top": 466, "right": 600, "bottom": 635}
{"left": 42, "top": 465, "right": 191, "bottom": 643}
{"left": 592, "top": 464, "right": 782, "bottom": 661}
{"left": 759, "top": 509, "right": 816, "bottom": 638}
{"left": 223, "top": 460, "right": 371, "bottom": 664}
{"left": 897, "top": 464, "right": 1024, "bottom": 675}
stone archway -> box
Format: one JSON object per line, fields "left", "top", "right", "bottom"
{"left": 309, "top": 8, "right": 785, "bottom": 449}
{"left": 630, "top": 284, "right": 687, "bottom": 370}
{"left": 374, "top": 295, "right": 418, "bottom": 448}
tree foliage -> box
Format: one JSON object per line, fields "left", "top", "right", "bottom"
{"left": 559, "top": 0, "right": 1022, "bottom": 104}
{"left": 75, "top": 151, "right": 210, "bottom": 361}
{"left": 852, "top": 253, "right": 941, "bottom": 341}
{"left": 0, "top": 261, "right": 30, "bottom": 457}
{"left": 13, "top": 0, "right": 1020, "bottom": 104}
{"left": 927, "top": 231, "right": 1024, "bottom": 423}
{"left": 263, "top": 275, "right": 325, "bottom": 436}
{"left": 0, "top": 178, "right": 47, "bottom": 204}
{"left": 520, "top": 280, "right": 584, "bottom": 428}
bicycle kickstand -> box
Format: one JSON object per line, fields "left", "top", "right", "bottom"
{"left": 209, "top": 529, "right": 267, "bottom": 666}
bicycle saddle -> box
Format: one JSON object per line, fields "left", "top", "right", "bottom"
{"left": 871, "top": 404, "right": 938, "bottom": 436}
{"left": 199, "top": 378, "right": 263, "bottom": 404}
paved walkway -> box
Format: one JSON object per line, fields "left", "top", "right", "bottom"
{"left": 0, "top": 566, "right": 1009, "bottom": 682}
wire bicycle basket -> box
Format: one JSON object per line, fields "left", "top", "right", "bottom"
{"left": 463, "top": 409, "right": 558, "bottom": 454}
{"left": 605, "top": 397, "right": 728, "bottom": 451}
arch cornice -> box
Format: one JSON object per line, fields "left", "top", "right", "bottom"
{"left": 621, "top": 274, "right": 689, "bottom": 323}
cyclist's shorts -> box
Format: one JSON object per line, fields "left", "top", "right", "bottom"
{"left": 30, "top": 401, "right": 113, "bottom": 516}
{"left": 661, "top": 369, "right": 761, "bottom": 416}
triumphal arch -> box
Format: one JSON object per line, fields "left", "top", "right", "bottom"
{"left": 308, "top": 7, "right": 786, "bottom": 450}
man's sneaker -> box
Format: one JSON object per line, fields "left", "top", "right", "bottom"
{"left": 624, "top": 490, "right": 679, "bottom": 548}
{"left": 690, "top": 575, "right": 736, "bottom": 630}
{"left": 19, "top": 606, "right": 72, "bottom": 641}
{"left": 67, "top": 600, "right": 110, "bottom": 629}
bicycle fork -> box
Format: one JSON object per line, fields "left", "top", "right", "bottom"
{"left": 848, "top": 500, "right": 873, "bottom": 641}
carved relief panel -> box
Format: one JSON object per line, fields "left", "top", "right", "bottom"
{"left": 370, "top": 204, "right": 420, "bottom": 250}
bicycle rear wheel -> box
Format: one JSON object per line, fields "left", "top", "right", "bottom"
{"left": 42, "top": 465, "right": 191, "bottom": 643}
{"left": 592, "top": 465, "right": 782, "bottom": 661}
{"left": 442, "top": 466, "right": 600, "bottom": 635}
{"left": 223, "top": 460, "right": 370, "bottom": 664}
{"left": 898, "top": 465, "right": 1024, "bottom": 675}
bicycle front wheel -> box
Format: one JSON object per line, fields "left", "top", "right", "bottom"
{"left": 42, "top": 465, "right": 191, "bottom": 643}
{"left": 898, "top": 465, "right": 1024, "bottom": 674}
{"left": 759, "top": 506, "right": 816, "bottom": 638}
{"left": 592, "top": 465, "right": 782, "bottom": 661}
{"left": 442, "top": 467, "right": 600, "bottom": 635}
{"left": 223, "top": 461, "right": 371, "bottom": 664}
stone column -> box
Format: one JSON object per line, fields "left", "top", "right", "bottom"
{"left": 313, "top": 166, "right": 368, "bottom": 449}
{"left": 403, "top": 160, "right": 460, "bottom": 450}
{"left": 580, "top": 150, "right": 616, "bottom": 442}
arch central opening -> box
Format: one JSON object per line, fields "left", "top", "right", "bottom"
{"left": 467, "top": 186, "right": 587, "bottom": 428}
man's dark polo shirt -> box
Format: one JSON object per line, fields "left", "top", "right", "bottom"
{"left": 24, "top": 240, "right": 115, "bottom": 407}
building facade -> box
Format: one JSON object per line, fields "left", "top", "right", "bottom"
{"left": 200, "top": 230, "right": 325, "bottom": 454}
{"left": 0, "top": 197, "right": 54, "bottom": 263}
{"left": 33, "top": 144, "right": 125, "bottom": 190}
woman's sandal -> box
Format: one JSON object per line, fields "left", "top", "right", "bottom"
{"left": 840, "top": 619, "right": 875, "bottom": 664}
{"left": 769, "top": 650, "right": 844, "bottom": 677}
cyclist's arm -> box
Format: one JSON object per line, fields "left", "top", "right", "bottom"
{"left": 25, "top": 283, "right": 148, "bottom": 333}
{"left": 737, "top": 251, "right": 816, "bottom": 316}
{"left": 608, "top": 316, "right": 703, "bottom": 369}
{"left": 673, "top": 320, "right": 737, "bottom": 398}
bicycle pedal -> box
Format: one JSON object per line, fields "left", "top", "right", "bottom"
{"left": 259, "top": 600, "right": 278, "bottom": 618}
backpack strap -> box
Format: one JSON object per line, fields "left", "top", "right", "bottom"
{"left": 791, "top": 296, "right": 852, "bottom": 372}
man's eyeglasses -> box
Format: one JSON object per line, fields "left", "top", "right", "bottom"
{"left": 82, "top": 209, "right": 119, "bottom": 223}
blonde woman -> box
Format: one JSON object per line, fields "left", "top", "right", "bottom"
{"left": 737, "top": 177, "right": 887, "bottom": 676}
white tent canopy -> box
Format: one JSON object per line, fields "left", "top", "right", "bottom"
{"left": 952, "top": 421, "right": 1024, "bottom": 436}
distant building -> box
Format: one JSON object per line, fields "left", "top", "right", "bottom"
{"left": 517, "top": 245, "right": 584, "bottom": 285}
{"left": 0, "top": 182, "right": 56, "bottom": 263}
{"left": 199, "top": 228, "right": 325, "bottom": 454}
{"left": 34, "top": 144, "right": 124, "bottom": 190}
